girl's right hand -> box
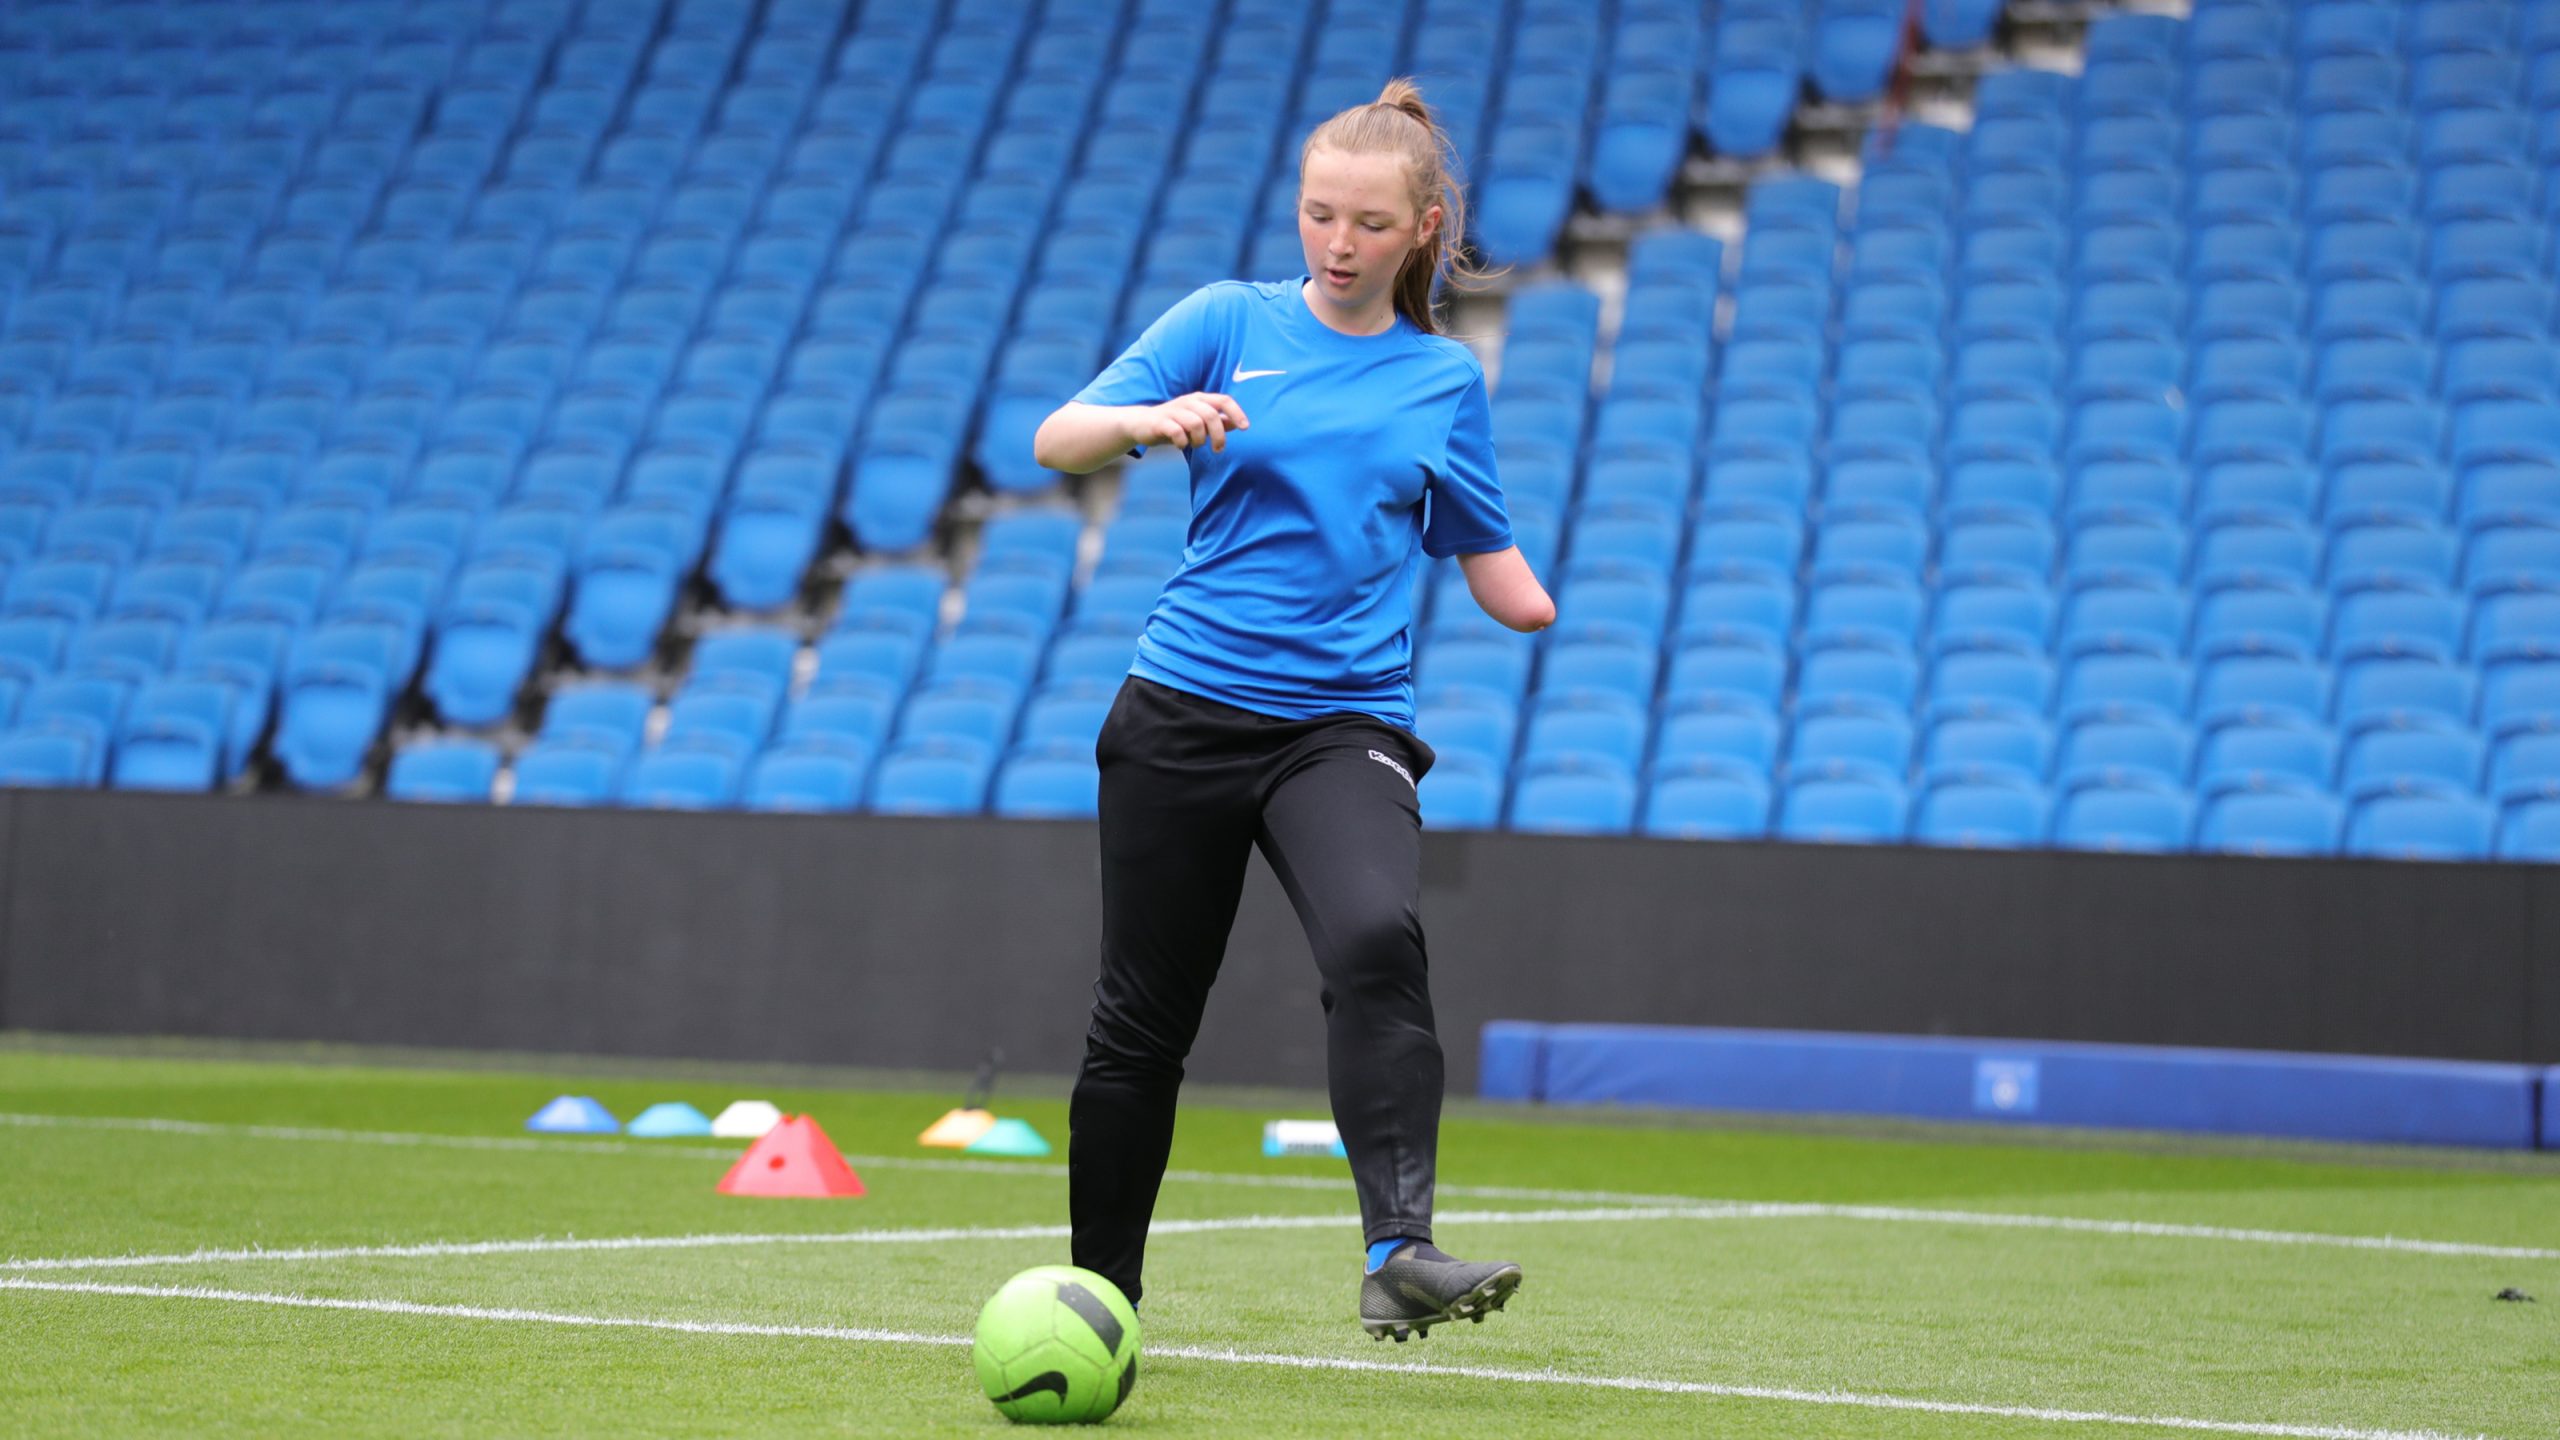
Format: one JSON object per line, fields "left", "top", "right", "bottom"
{"left": 1126, "top": 393, "right": 1252, "bottom": 453}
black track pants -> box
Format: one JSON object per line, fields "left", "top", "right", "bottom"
{"left": 1069, "top": 676, "right": 1443, "bottom": 1306}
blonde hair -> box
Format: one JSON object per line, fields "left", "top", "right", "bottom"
{"left": 1299, "top": 77, "right": 1490, "bottom": 336}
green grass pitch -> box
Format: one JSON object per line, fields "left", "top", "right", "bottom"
{"left": 1, "top": 1038, "right": 2554, "bottom": 1438}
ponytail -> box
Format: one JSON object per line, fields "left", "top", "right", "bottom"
{"left": 1301, "top": 77, "right": 1496, "bottom": 335}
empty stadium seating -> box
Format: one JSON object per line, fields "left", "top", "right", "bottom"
{"left": 7, "top": 0, "right": 2548, "bottom": 864}
{"left": 1411, "top": 0, "right": 2560, "bottom": 861}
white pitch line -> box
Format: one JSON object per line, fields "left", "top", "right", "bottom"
{"left": 4, "top": 1111, "right": 2555, "bottom": 1264}
{"left": 1147, "top": 1342, "right": 2496, "bottom": 1440}
{"left": 9, "top": 1198, "right": 2555, "bottom": 1277}
{"left": 0, "top": 1276, "right": 969, "bottom": 1347}
{"left": 0, "top": 1206, "right": 1748, "bottom": 1274}
{"left": 0, "top": 1276, "right": 2494, "bottom": 1440}
{"left": 1789, "top": 1204, "right": 2560, "bottom": 1262}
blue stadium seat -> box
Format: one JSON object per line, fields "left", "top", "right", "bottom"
{"left": 1803, "top": 580, "right": 1925, "bottom": 656}
{"left": 1689, "top": 509, "right": 1812, "bottom": 584}
{"left": 2464, "top": 524, "right": 2560, "bottom": 594}
{"left": 1418, "top": 752, "right": 1504, "bottom": 831}
{"left": 2050, "top": 779, "right": 2193, "bottom": 853}
{"left": 274, "top": 659, "right": 391, "bottom": 791}
{"left": 2471, "top": 592, "right": 2560, "bottom": 671}
{"left": 1938, "top": 517, "right": 2056, "bottom": 590}
{"left": 421, "top": 601, "right": 538, "bottom": 729}
{"left": 1509, "top": 757, "right": 1638, "bottom": 836}
{"left": 1590, "top": 59, "right": 1696, "bottom": 215}
{"left": 2335, "top": 654, "right": 2475, "bottom": 733}
{"left": 2193, "top": 459, "right": 2319, "bottom": 530}
{"left": 1675, "top": 578, "right": 1795, "bottom": 651}
{"left": 1521, "top": 692, "right": 1648, "bottom": 777}
{"left": 871, "top": 738, "right": 996, "bottom": 815}
{"left": 2192, "top": 648, "right": 2330, "bottom": 729}
{"left": 2478, "top": 727, "right": 2560, "bottom": 809}
{"left": 744, "top": 739, "right": 870, "bottom": 813}
{"left": 1475, "top": 122, "right": 1582, "bottom": 267}
{"left": 17, "top": 676, "right": 132, "bottom": 768}
{"left": 2056, "top": 717, "right": 2194, "bottom": 792}
{"left": 1911, "top": 778, "right": 2051, "bottom": 850}
{"left": 1928, "top": 583, "right": 2055, "bottom": 656}
{"left": 0, "top": 616, "right": 71, "bottom": 685}
{"left": 621, "top": 736, "right": 746, "bottom": 810}
{"left": 1824, "top": 451, "right": 1933, "bottom": 519}
{"left": 1663, "top": 640, "right": 1787, "bottom": 715}
{"left": 2329, "top": 587, "right": 2463, "bottom": 666}
{"left": 2345, "top": 786, "right": 2496, "bottom": 860}
{"left": 779, "top": 673, "right": 898, "bottom": 751}
{"left": 1537, "top": 630, "right": 1657, "bottom": 707}
{"left": 963, "top": 555, "right": 1072, "bottom": 634}
{"left": 666, "top": 674, "right": 782, "bottom": 757}
{"left": 386, "top": 738, "right": 502, "bottom": 802}
{"left": 895, "top": 675, "right": 1023, "bottom": 759}
{"left": 2340, "top": 721, "right": 2485, "bottom": 800}
{"left": 992, "top": 743, "right": 1100, "bottom": 819}
{"left": 2327, "top": 521, "right": 2458, "bottom": 593}
{"left": 838, "top": 562, "right": 948, "bottom": 639}
{"left": 1788, "top": 708, "right": 1915, "bottom": 787}
{"left": 2057, "top": 587, "right": 2187, "bottom": 660}
{"left": 0, "top": 726, "right": 100, "bottom": 788}
{"left": 817, "top": 618, "right": 930, "bottom": 691}
{"left": 2499, "top": 800, "right": 2560, "bottom": 860}
{"left": 1925, "top": 649, "right": 2054, "bottom": 724}
{"left": 1654, "top": 704, "right": 1782, "bottom": 777}
{"left": 565, "top": 544, "right": 682, "bottom": 670}
{"left": 1776, "top": 775, "right": 1909, "bottom": 845}
{"left": 534, "top": 682, "right": 652, "bottom": 760}
{"left": 710, "top": 472, "right": 833, "bottom": 614}
{"left": 845, "top": 390, "right": 967, "bottom": 553}
{"left": 68, "top": 617, "right": 181, "bottom": 684}
{"left": 1707, "top": 38, "right": 1807, "bottom": 159}
{"left": 926, "top": 628, "right": 1043, "bottom": 698}
{"left": 1920, "top": 713, "right": 2054, "bottom": 790}
{"left": 1020, "top": 679, "right": 1117, "bottom": 752}
{"left": 1810, "top": 511, "right": 1928, "bottom": 583}
{"left": 181, "top": 626, "right": 285, "bottom": 772}
{"left": 108, "top": 699, "right": 226, "bottom": 791}
{"left": 1641, "top": 761, "right": 1772, "bottom": 840}
{"left": 1919, "top": 0, "right": 2002, "bottom": 48}
{"left": 2194, "top": 779, "right": 2344, "bottom": 856}
{"left": 688, "top": 628, "right": 798, "bottom": 694}
{"left": 1797, "top": 643, "right": 1922, "bottom": 716}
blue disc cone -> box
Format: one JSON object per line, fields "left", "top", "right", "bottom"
{"left": 964, "top": 1116, "right": 1052, "bottom": 1157}
{"left": 627, "top": 1101, "right": 714, "bottom": 1138}
{"left": 526, "top": 1095, "right": 619, "bottom": 1134}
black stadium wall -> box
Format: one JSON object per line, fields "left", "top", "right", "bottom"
{"left": 1, "top": 789, "right": 2555, "bottom": 1087}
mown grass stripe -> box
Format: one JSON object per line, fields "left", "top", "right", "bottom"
{"left": 0, "top": 1277, "right": 2493, "bottom": 1440}
{"left": 8, "top": 1112, "right": 2553, "bottom": 1263}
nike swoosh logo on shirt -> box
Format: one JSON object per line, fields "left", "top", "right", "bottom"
{"left": 1231, "top": 368, "right": 1288, "bottom": 382}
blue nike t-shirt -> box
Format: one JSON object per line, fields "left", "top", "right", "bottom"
{"left": 1071, "top": 278, "right": 1514, "bottom": 729}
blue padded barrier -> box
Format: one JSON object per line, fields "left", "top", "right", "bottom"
{"left": 1484, "top": 1022, "right": 2544, "bottom": 1150}
{"left": 2546, "top": 1068, "right": 2559, "bottom": 1151}
{"left": 1478, "top": 1020, "right": 1547, "bottom": 1103}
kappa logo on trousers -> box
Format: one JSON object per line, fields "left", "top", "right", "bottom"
{"left": 1367, "top": 749, "right": 1415, "bottom": 790}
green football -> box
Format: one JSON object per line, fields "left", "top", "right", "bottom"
{"left": 971, "top": 1265, "right": 1142, "bottom": 1424}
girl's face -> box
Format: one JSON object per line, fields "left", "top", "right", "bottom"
{"left": 1298, "top": 145, "right": 1440, "bottom": 331}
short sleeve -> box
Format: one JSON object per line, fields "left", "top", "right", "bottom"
{"left": 1070, "top": 287, "right": 1226, "bottom": 458}
{"left": 1421, "top": 370, "right": 1514, "bottom": 559}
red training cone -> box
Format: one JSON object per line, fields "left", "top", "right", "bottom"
{"left": 716, "top": 1114, "right": 867, "bottom": 1198}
